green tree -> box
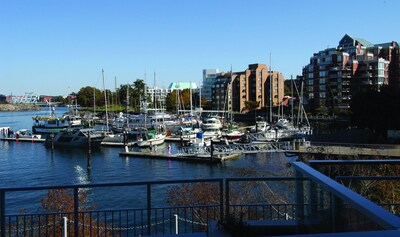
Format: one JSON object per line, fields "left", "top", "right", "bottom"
{"left": 77, "top": 86, "right": 104, "bottom": 107}
{"left": 243, "top": 100, "right": 260, "bottom": 112}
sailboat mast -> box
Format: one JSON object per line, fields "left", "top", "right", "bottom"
{"left": 269, "top": 53, "right": 272, "bottom": 123}
{"left": 126, "top": 83, "right": 129, "bottom": 114}
{"left": 102, "top": 69, "right": 109, "bottom": 130}
{"left": 115, "top": 76, "right": 118, "bottom": 109}
{"left": 93, "top": 86, "right": 96, "bottom": 115}
{"left": 230, "top": 65, "right": 233, "bottom": 123}
{"left": 154, "top": 71, "right": 156, "bottom": 113}
{"left": 291, "top": 75, "right": 294, "bottom": 127}
{"left": 190, "top": 81, "right": 193, "bottom": 116}
{"left": 199, "top": 81, "right": 201, "bottom": 114}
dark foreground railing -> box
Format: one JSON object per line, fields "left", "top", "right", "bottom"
{"left": 2, "top": 165, "right": 400, "bottom": 236}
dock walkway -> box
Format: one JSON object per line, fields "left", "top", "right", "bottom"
{"left": 119, "top": 150, "right": 240, "bottom": 164}
{"left": 1, "top": 137, "right": 45, "bottom": 142}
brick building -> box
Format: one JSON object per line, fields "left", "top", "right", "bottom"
{"left": 211, "top": 63, "right": 285, "bottom": 112}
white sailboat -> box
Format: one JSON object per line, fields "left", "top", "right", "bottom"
{"left": 136, "top": 71, "right": 166, "bottom": 147}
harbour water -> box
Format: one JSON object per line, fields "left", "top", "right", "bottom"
{"left": 0, "top": 107, "right": 294, "bottom": 213}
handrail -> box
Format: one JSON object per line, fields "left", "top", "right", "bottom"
{"left": 292, "top": 161, "right": 400, "bottom": 230}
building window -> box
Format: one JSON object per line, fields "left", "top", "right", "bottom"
{"left": 319, "top": 78, "right": 325, "bottom": 84}
{"left": 378, "top": 70, "right": 384, "bottom": 76}
{"left": 308, "top": 86, "right": 314, "bottom": 92}
{"left": 309, "top": 93, "right": 314, "bottom": 99}
{"left": 319, "top": 85, "right": 325, "bottom": 91}
{"left": 320, "top": 92, "right": 326, "bottom": 98}
{"left": 307, "top": 80, "right": 314, "bottom": 85}
{"left": 319, "top": 71, "right": 327, "bottom": 77}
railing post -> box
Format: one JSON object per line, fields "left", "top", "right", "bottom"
{"left": 295, "top": 170, "right": 305, "bottom": 225}
{"left": 74, "top": 187, "right": 79, "bottom": 237}
{"left": 225, "top": 179, "right": 230, "bottom": 222}
{"left": 63, "top": 217, "right": 68, "bottom": 237}
{"left": 174, "top": 214, "right": 178, "bottom": 234}
{"left": 219, "top": 179, "right": 224, "bottom": 224}
{"left": 147, "top": 184, "right": 151, "bottom": 236}
{"left": 0, "top": 190, "right": 5, "bottom": 237}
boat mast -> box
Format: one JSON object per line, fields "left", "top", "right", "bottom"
{"left": 291, "top": 75, "right": 294, "bottom": 128}
{"left": 126, "top": 83, "right": 129, "bottom": 114}
{"left": 230, "top": 65, "right": 233, "bottom": 123}
{"left": 269, "top": 53, "right": 272, "bottom": 123}
{"left": 93, "top": 86, "right": 96, "bottom": 115}
{"left": 102, "top": 69, "right": 109, "bottom": 131}
{"left": 115, "top": 76, "right": 118, "bottom": 109}
{"left": 190, "top": 81, "right": 193, "bottom": 116}
{"left": 199, "top": 81, "right": 201, "bottom": 115}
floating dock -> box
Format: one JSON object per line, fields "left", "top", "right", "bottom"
{"left": 119, "top": 150, "right": 240, "bottom": 164}
{"left": 1, "top": 137, "right": 45, "bottom": 142}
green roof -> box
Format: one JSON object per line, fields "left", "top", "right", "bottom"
{"left": 353, "top": 37, "right": 373, "bottom": 47}
{"left": 168, "top": 82, "right": 198, "bottom": 90}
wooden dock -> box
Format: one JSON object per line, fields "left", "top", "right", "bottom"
{"left": 119, "top": 150, "right": 241, "bottom": 164}
{"left": 291, "top": 144, "right": 400, "bottom": 157}
{"left": 1, "top": 137, "right": 45, "bottom": 142}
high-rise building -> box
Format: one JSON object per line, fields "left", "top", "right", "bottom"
{"left": 212, "top": 64, "right": 285, "bottom": 112}
{"left": 303, "top": 34, "right": 400, "bottom": 111}
{"left": 202, "top": 69, "right": 220, "bottom": 101}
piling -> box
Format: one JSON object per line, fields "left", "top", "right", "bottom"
{"left": 210, "top": 140, "right": 214, "bottom": 164}
{"left": 87, "top": 133, "right": 91, "bottom": 171}
{"left": 51, "top": 133, "right": 54, "bottom": 151}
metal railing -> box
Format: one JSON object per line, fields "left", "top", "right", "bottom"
{"left": 2, "top": 167, "right": 400, "bottom": 236}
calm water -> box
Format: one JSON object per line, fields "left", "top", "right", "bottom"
{"left": 0, "top": 107, "right": 294, "bottom": 213}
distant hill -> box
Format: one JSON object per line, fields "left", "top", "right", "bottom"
{"left": 0, "top": 104, "right": 41, "bottom": 112}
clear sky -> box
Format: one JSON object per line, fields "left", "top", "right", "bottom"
{"left": 1, "top": 0, "right": 399, "bottom": 96}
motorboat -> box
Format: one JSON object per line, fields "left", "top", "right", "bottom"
{"left": 221, "top": 129, "right": 244, "bottom": 141}
{"left": 32, "top": 114, "right": 82, "bottom": 134}
{"left": 44, "top": 128, "right": 104, "bottom": 148}
{"left": 203, "top": 128, "right": 222, "bottom": 139}
{"left": 201, "top": 117, "right": 223, "bottom": 130}
{"left": 15, "top": 129, "right": 42, "bottom": 139}
{"left": 135, "top": 129, "right": 166, "bottom": 147}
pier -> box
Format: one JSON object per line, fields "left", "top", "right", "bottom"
{"left": 0, "top": 137, "right": 45, "bottom": 142}
{"left": 292, "top": 142, "right": 400, "bottom": 157}
{"left": 119, "top": 150, "right": 241, "bottom": 164}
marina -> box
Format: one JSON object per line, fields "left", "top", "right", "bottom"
{"left": 0, "top": 108, "right": 292, "bottom": 211}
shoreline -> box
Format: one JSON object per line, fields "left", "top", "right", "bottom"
{"left": 0, "top": 104, "right": 41, "bottom": 112}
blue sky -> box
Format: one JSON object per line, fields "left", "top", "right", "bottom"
{"left": 1, "top": 0, "right": 399, "bottom": 96}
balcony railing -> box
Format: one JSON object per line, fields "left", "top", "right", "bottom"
{"left": 1, "top": 164, "right": 400, "bottom": 236}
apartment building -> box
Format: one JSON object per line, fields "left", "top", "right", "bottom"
{"left": 303, "top": 34, "right": 400, "bottom": 111}
{"left": 202, "top": 69, "right": 220, "bottom": 101}
{"left": 211, "top": 63, "right": 285, "bottom": 112}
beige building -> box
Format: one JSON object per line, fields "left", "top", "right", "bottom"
{"left": 212, "top": 63, "right": 285, "bottom": 112}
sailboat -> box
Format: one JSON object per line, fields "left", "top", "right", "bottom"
{"left": 136, "top": 71, "right": 166, "bottom": 147}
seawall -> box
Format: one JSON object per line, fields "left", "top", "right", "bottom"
{"left": 0, "top": 104, "right": 41, "bottom": 112}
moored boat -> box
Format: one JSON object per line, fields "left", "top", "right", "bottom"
{"left": 15, "top": 129, "right": 42, "bottom": 139}
{"left": 44, "top": 128, "right": 104, "bottom": 148}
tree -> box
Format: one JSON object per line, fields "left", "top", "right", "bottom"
{"left": 243, "top": 100, "right": 260, "bottom": 112}
{"left": 77, "top": 86, "right": 104, "bottom": 107}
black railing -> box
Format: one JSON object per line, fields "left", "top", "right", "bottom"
{"left": 0, "top": 179, "right": 224, "bottom": 237}
{"left": 2, "top": 171, "right": 400, "bottom": 236}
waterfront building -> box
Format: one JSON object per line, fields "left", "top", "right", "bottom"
{"left": 147, "top": 86, "right": 172, "bottom": 110}
{"left": 303, "top": 34, "right": 400, "bottom": 111}
{"left": 212, "top": 63, "right": 285, "bottom": 113}
{"left": 202, "top": 69, "right": 220, "bottom": 101}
